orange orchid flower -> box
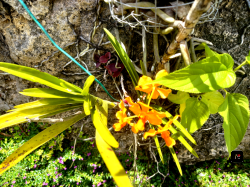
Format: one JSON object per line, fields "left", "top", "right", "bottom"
{"left": 135, "top": 70, "right": 172, "bottom": 99}
{"left": 113, "top": 100, "right": 133, "bottom": 131}
{"left": 124, "top": 97, "right": 166, "bottom": 133}
{"left": 143, "top": 116, "right": 179, "bottom": 148}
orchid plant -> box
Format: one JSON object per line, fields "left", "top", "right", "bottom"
{"left": 0, "top": 27, "right": 249, "bottom": 187}
{"left": 104, "top": 28, "right": 250, "bottom": 179}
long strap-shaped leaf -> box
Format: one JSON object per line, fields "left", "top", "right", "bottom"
{"left": 12, "top": 98, "right": 82, "bottom": 111}
{"left": 82, "top": 76, "right": 96, "bottom": 115}
{"left": 152, "top": 107, "right": 197, "bottom": 145}
{"left": 91, "top": 102, "right": 119, "bottom": 148}
{"left": 169, "top": 126, "right": 198, "bottom": 158}
{"left": 104, "top": 29, "right": 139, "bottom": 89}
{"left": 163, "top": 116, "right": 196, "bottom": 145}
{"left": 169, "top": 147, "right": 182, "bottom": 176}
{"left": 96, "top": 131, "right": 132, "bottom": 187}
{"left": 0, "top": 104, "right": 82, "bottom": 129}
{"left": 20, "top": 88, "right": 86, "bottom": 100}
{"left": 0, "top": 62, "right": 82, "bottom": 95}
{"left": 96, "top": 102, "right": 132, "bottom": 187}
{"left": 0, "top": 112, "right": 87, "bottom": 175}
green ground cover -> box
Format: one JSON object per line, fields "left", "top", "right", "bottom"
{"left": 0, "top": 122, "right": 249, "bottom": 187}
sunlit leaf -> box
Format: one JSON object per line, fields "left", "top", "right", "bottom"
{"left": 82, "top": 75, "right": 95, "bottom": 96}
{"left": 163, "top": 112, "right": 196, "bottom": 145}
{"left": 91, "top": 102, "right": 119, "bottom": 148}
{"left": 153, "top": 131, "right": 164, "bottom": 163}
{"left": 181, "top": 98, "right": 210, "bottom": 134}
{"left": 96, "top": 130, "right": 132, "bottom": 187}
{"left": 168, "top": 91, "right": 190, "bottom": 104}
{"left": 12, "top": 98, "right": 82, "bottom": 111}
{"left": 179, "top": 103, "right": 186, "bottom": 117}
{"left": 20, "top": 88, "right": 85, "bottom": 100}
{"left": 218, "top": 93, "right": 249, "bottom": 157}
{"left": 169, "top": 147, "right": 182, "bottom": 176}
{"left": 201, "top": 91, "right": 224, "bottom": 114}
{"left": 84, "top": 95, "right": 91, "bottom": 115}
{"left": 0, "top": 112, "right": 86, "bottom": 175}
{"left": 169, "top": 126, "right": 198, "bottom": 158}
{"left": 0, "top": 62, "right": 82, "bottom": 94}
{"left": 95, "top": 101, "right": 131, "bottom": 186}
{"left": 153, "top": 54, "right": 236, "bottom": 93}
{"left": 104, "top": 29, "right": 139, "bottom": 89}
{"left": 195, "top": 43, "right": 218, "bottom": 57}
{"left": 0, "top": 104, "right": 82, "bottom": 129}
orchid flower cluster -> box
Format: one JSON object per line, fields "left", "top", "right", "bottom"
{"left": 113, "top": 70, "right": 178, "bottom": 148}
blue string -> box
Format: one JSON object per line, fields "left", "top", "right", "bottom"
{"left": 18, "top": 0, "right": 119, "bottom": 103}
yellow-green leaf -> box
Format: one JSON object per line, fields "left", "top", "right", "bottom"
{"left": 0, "top": 112, "right": 87, "bottom": 175}
{"left": 154, "top": 135, "right": 164, "bottom": 164}
{"left": 82, "top": 75, "right": 95, "bottom": 96}
{"left": 91, "top": 103, "right": 119, "bottom": 148}
{"left": 169, "top": 147, "right": 182, "bottom": 176}
{"left": 12, "top": 98, "right": 82, "bottom": 111}
{"left": 95, "top": 100, "right": 131, "bottom": 186}
{"left": 201, "top": 91, "right": 224, "bottom": 114}
{"left": 96, "top": 130, "right": 132, "bottom": 187}
{"left": 20, "top": 88, "right": 85, "bottom": 100}
{"left": 150, "top": 124, "right": 164, "bottom": 164}
{"left": 168, "top": 91, "right": 190, "bottom": 104}
{"left": 0, "top": 104, "right": 82, "bottom": 129}
{"left": 163, "top": 113, "right": 197, "bottom": 145}
{"left": 169, "top": 126, "right": 199, "bottom": 158}
{"left": 181, "top": 98, "right": 210, "bottom": 134}
{"left": 179, "top": 103, "right": 186, "bottom": 117}
{"left": 84, "top": 95, "right": 91, "bottom": 115}
{"left": 0, "top": 62, "right": 82, "bottom": 95}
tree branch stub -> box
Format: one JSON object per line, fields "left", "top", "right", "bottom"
{"left": 161, "top": 0, "right": 213, "bottom": 65}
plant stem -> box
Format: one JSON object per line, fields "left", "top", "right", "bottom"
{"left": 142, "top": 27, "right": 147, "bottom": 73}
{"left": 126, "top": 115, "right": 137, "bottom": 119}
{"left": 162, "top": 0, "right": 213, "bottom": 63}
{"left": 190, "top": 38, "right": 197, "bottom": 63}
{"left": 180, "top": 40, "right": 192, "bottom": 66}
{"left": 222, "top": 88, "right": 228, "bottom": 95}
{"left": 234, "top": 60, "right": 247, "bottom": 72}
{"left": 147, "top": 87, "right": 156, "bottom": 106}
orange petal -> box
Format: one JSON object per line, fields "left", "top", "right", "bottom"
{"left": 155, "top": 69, "right": 168, "bottom": 79}
{"left": 129, "top": 103, "right": 141, "bottom": 116}
{"left": 136, "top": 118, "right": 146, "bottom": 131}
{"left": 131, "top": 126, "right": 139, "bottom": 134}
{"left": 116, "top": 111, "right": 124, "bottom": 120}
{"left": 135, "top": 76, "right": 153, "bottom": 93}
{"left": 125, "top": 97, "right": 135, "bottom": 106}
{"left": 150, "top": 86, "right": 160, "bottom": 99}
{"left": 113, "top": 122, "right": 127, "bottom": 131}
{"left": 143, "top": 129, "right": 158, "bottom": 139}
{"left": 161, "top": 131, "right": 176, "bottom": 147}
{"left": 156, "top": 88, "right": 172, "bottom": 99}
{"left": 147, "top": 110, "right": 166, "bottom": 126}
{"left": 131, "top": 118, "right": 146, "bottom": 134}
{"left": 119, "top": 100, "right": 126, "bottom": 111}
{"left": 147, "top": 113, "right": 162, "bottom": 126}
{"left": 158, "top": 120, "right": 173, "bottom": 133}
{"left": 138, "top": 102, "right": 151, "bottom": 113}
